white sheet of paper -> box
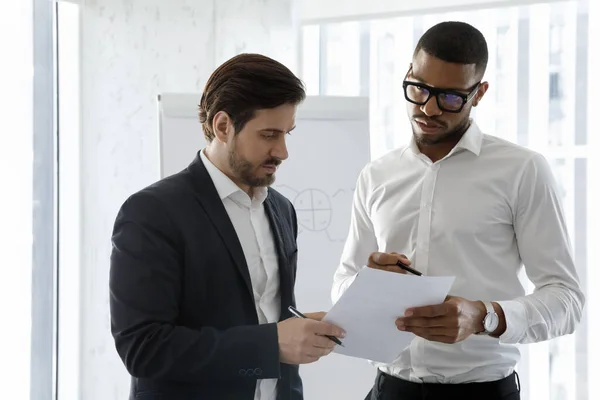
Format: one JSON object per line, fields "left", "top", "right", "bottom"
{"left": 323, "top": 268, "right": 455, "bottom": 364}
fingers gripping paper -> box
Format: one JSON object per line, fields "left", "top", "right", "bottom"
{"left": 323, "top": 268, "right": 455, "bottom": 363}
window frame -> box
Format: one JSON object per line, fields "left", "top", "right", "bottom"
{"left": 30, "top": 0, "right": 58, "bottom": 399}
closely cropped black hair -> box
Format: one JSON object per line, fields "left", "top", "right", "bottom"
{"left": 414, "top": 21, "right": 488, "bottom": 76}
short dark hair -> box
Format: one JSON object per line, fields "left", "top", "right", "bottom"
{"left": 414, "top": 21, "right": 488, "bottom": 76}
{"left": 198, "top": 53, "right": 306, "bottom": 142}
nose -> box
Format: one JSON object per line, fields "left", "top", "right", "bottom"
{"left": 421, "top": 95, "right": 443, "bottom": 117}
{"left": 271, "top": 135, "right": 289, "bottom": 161}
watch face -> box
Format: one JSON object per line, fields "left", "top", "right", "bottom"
{"left": 484, "top": 313, "right": 499, "bottom": 332}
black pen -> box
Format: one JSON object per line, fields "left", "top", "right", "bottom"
{"left": 396, "top": 261, "right": 422, "bottom": 276}
{"left": 287, "top": 305, "right": 344, "bottom": 347}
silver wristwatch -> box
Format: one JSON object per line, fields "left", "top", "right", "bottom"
{"left": 479, "top": 301, "right": 499, "bottom": 335}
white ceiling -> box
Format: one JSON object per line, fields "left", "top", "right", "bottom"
{"left": 298, "top": 0, "right": 568, "bottom": 24}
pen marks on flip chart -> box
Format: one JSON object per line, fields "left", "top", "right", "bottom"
{"left": 275, "top": 185, "right": 355, "bottom": 243}
{"left": 295, "top": 188, "right": 332, "bottom": 232}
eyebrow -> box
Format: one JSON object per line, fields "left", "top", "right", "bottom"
{"left": 409, "top": 73, "right": 471, "bottom": 93}
{"left": 260, "top": 125, "right": 296, "bottom": 134}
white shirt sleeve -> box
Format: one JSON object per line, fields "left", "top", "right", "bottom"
{"left": 497, "top": 153, "right": 585, "bottom": 344}
{"left": 331, "top": 168, "right": 379, "bottom": 304}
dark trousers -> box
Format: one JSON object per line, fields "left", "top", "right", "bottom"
{"left": 365, "top": 370, "right": 521, "bottom": 400}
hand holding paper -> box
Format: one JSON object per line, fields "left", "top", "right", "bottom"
{"left": 323, "top": 267, "right": 455, "bottom": 363}
{"left": 397, "top": 295, "right": 493, "bottom": 343}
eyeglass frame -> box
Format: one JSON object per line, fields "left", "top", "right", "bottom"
{"left": 402, "top": 68, "right": 481, "bottom": 113}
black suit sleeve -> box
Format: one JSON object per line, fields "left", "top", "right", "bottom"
{"left": 109, "top": 191, "right": 281, "bottom": 383}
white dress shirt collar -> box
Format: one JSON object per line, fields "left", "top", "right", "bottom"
{"left": 199, "top": 148, "right": 268, "bottom": 206}
{"left": 408, "top": 119, "right": 484, "bottom": 159}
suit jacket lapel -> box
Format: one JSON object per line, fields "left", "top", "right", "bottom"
{"left": 264, "top": 194, "right": 293, "bottom": 320}
{"left": 186, "top": 153, "right": 254, "bottom": 302}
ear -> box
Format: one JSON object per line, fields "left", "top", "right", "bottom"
{"left": 472, "top": 81, "right": 489, "bottom": 107}
{"left": 212, "top": 111, "right": 233, "bottom": 143}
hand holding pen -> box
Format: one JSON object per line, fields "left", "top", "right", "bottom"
{"left": 288, "top": 306, "right": 344, "bottom": 347}
{"left": 367, "top": 252, "right": 421, "bottom": 276}
{"left": 276, "top": 307, "right": 345, "bottom": 365}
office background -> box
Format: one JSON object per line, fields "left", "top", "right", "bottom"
{"left": 1, "top": 0, "right": 598, "bottom": 399}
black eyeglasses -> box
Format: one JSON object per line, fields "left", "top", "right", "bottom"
{"left": 402, "top": 80, "right": 481, "bottom": 113}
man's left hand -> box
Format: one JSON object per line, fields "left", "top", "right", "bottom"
{"left": 395, "top": 296, "right": 486, "bottom": 344}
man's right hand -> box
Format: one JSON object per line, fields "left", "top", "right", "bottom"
{"left": 277, "top": 313, "right": 345, "bottom": 365}
{"left": 368, "top": 252, "right": 412, "bottom": 274}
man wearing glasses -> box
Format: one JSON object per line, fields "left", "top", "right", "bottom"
{"left": 332, "top": 21, "right": 584, "bottom": 400}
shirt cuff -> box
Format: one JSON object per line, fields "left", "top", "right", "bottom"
{"left": 332, "top": 271, "right": 360, "bottom": 304}
{"left": 496, "top": 299, "right": 528, "bottom": 344}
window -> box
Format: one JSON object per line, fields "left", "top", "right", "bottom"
{"left": 549, "top": 71, "right": 562, "bottom": 100}
{"left": 301, "top": 1, "right": 597, "bottom": 399}
{"left": 0, "top": 1, "right": 57, "bottom": 399}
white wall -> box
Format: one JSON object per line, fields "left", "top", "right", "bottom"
{"left": 214, "top": 0, "right": 299, "bottom": 69}
{"left": 79, "top": 0, "right": 298, "bottom": 398}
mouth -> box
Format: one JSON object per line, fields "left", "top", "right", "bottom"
{"left": 261, "top": 164, "right": 278, "bottom": 174}
{"left": 414, "top": 119, "right": 445, "bottom": 134}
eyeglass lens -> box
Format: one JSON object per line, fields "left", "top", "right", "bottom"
{"left": 405, "top": 84, "right": 464, "bottom": 111}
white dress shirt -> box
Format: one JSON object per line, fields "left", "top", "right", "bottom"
{"left": 200, "top": 150, "right": 281, "bottom": 399}
{"left": 332, "top": 121, "right": 585, "bottom": 383}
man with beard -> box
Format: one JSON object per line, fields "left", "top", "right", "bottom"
{"left": 332, "top": 22, "right": 584, "bottom": 400}
{"left": 109, "top": 53, "right": 345, "bottom": 400}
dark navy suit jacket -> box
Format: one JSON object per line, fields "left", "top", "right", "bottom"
{"left": 109, "top": 152, "right": 302, "bottom": 400}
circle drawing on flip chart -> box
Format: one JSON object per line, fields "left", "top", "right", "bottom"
{"left": 293, "top": 189, "right": 332, "bottom": 232}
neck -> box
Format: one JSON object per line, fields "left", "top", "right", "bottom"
{"left": 203, "top": 146, "right": 253, "bottom": 196}
{"left": 418, "top": 120, "right": 471, "bottom": 163}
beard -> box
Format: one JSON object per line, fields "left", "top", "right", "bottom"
{"left": 228, "top": 140, "right": 280, "bottom": 188}
{"left": 412, "top": 112, "right": 471, "bottom": 147}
